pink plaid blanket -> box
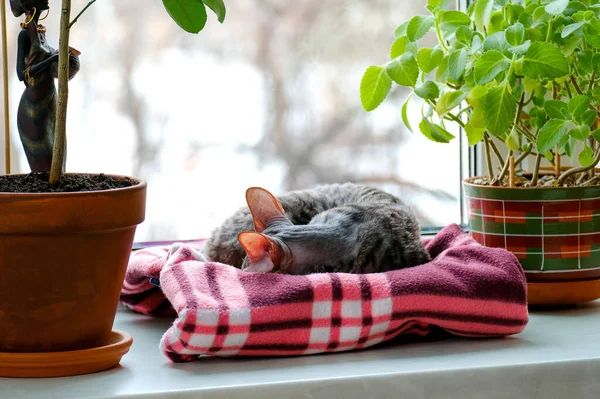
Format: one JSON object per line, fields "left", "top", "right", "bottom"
{"left": 120, "top": 224, "right": 528, "bottom": 362}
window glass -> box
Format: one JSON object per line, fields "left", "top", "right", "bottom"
{"left": 1, "top": 0, "right": 463, "bottom": 241}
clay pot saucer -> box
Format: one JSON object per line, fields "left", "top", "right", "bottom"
{"left": 0, "top": 330, "right": 133, "bottom": 378}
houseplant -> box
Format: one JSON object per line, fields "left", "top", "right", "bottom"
{"left": 361, "top": 0, "right": 600, "bottom": 305}
{"left": 0, "top": 0, "right": 226, "bottom": 377}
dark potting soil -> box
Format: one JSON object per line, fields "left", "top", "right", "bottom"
{"left": 0, "top": 172, "right": 137, "bottom": 193}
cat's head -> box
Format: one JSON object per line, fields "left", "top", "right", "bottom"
{"left": 238, "top": 187, "right": 298, "bottom": 274}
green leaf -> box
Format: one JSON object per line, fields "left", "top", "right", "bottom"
{"left": 577, "top": 50, "right": 594, "bottom": 74}
{"left": 202, "top": 0, "right": 226, "bottom": 23}
{"left": 394, "top": 22, "right": 409, "bottom": 38}
{"left": 448, "top": 48, "right": 468, "bottom": 81}
{"left": 537, "top": 119, "right": 569, "bottom": 153}
{"left": 440, "top": 11, "right": 471, "bottom": 36}
{"left": 466, "top": 85, "right": 489, "bottom": 107}
{"left": 544, "top": 100, "right": 570, "bottom": 119}
{"left": 407, "top": 16, "right": 435, "bottom": 42}
{"left": 570, "top": 125, "right": 590, "bottom": 141}
{"left": 417, "top": 48, "right": 444, "bottom": 73}
{"left": 568, "top": 95, "right": 590, "bottom": 117}
{"left": 470, "top": 105, "right": 486, "bottom": 129}
{"left": 583, "top": 24, "right": 600, "bottom": 48}
{"left": 386, "top": 54, "right": 419, "bottom": 87}
{"left": 592, "top": 128, "right": 600, "bottom": 142}
{"left": 402, "top": 94, "right": 414, "bottom": 133}
{"left": 390, "top": 36, "right": 417, "bottom": 59}
{"left": 473, "top": 0, "right": 495, "bottom": 32}
{"left": 506, "top": 22, "right": 525, "bottom": 46}
{"left": 562, "top": 21, "right": 586, "bottom": 38}
{"left": 483, "top": 83, "right": 517, "bottom": 137}
{"left": 505, "top": 128, "right": 521, "bottom": 151}
{"left": 456, "top": 26, "right": 473, "bottom": 43}
{"left": 465, "top": 121, "right": 486, "bottom": 146}
{"left": 580, "top": 109, "right": 598, "bottom": 127}
{"left": 509, "top": 40, "right": 531, "bottom": 55}
{"left": 162, "top": 0, "right": 208, "bottom": 34}
{"left": 484, "top": 31, "right": 511, "bottom": 57}
{"left": 427, "top": 0, "right": 452, "bottom": 12}
{"left": 360, "top": 66, "right": 392, "bottom": 112}
{"left": 593, "top": 53, "right": 600, "bottom": 73}
{"left": 523, "top": 77, "right": 538, "bottom": 93}
{"left": 419, "top": 119, "right": 455, "bottom": 143}
{"left": 474, "top": 50, "right": 511, "bottom": 84}
{"left": 436, "top": 56, "right": 449, "bottom": 82}
{"left": 565, "top": 1, "right": 588, "bottom": 16}
{"left": 522, "top": 42, "right": 570, "bottom": 79}
{"left": 414, "top": 81, "right": 440, "bottom": 100}
{"left": 545, "top": 0, "right": 569, "bottom": 15}
{"left": 436, "top": 91, "right": 467, "bottom": 116}
{"left": 579, "top": 144, "right": 595, "bottom": 167}
{"left": 489, "top": 11, "right": 505, "bottom": 34}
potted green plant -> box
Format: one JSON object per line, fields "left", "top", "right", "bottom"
{"left": 361, "top": 0, "right": 600, "bottom": 305}
{"left": 0, "top": 0, "right": 225, "bottom": 376}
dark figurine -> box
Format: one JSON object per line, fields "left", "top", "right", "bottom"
{"left": 10, "top": 0, "right": 80, "bottom": 172}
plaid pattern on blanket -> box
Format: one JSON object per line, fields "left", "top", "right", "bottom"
{"left": 121, "top": 224, "right": 528, "bottom": 362}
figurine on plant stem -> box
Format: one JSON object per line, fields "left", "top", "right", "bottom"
{"left": 10, "top": 0, "right": 80, "bottom": 173}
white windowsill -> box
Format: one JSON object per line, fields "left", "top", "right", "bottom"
{"left": 3, "top": 302, "right": 600, "bottom": 399}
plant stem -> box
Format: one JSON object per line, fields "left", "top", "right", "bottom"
{"left": 531, "top": 153, "right": 543, "bottom": 186}
{"left": 69, "top": 0, "right": 97, "bottom": 28}
{"left": 554, "top": 144, "right": 560, "bottom": 178}
{"left": 513, "top": 124, "right": 536, "bottom": 143}
{"left": 545, "top": 17, "right": 554, "bottom": 42}
{"left": 565, "top": 80, "right": 573, "bottom": 98}
{"left": 497, "top": 150, "right": 514, "bottom": 183}
{"left": 588, "top": 71, "right": 596, "bottom": 92}
{"left": 570, "top": 74, "right": 583, "bottom": 95}
{"left": 435, "top": 20, "right": 449, "bottom": 52}
{"left": 557, "top": 152, "right": 600, "bottom": 185}
{"left": 445, "top": 112, "right": 466, "bottom": 129}
{"left": 483, "top": 134, "right": 494, "bottom": 180}
{"left": 1, "top": 0, "right": 10, "bottom": 173}
{"left": 456, "top": 105, "right": 472, "bottom": 116}
{"left": 514, "top": 144, "right": 533, "bottom": 168}
{"left": 486, "top": 133, "right": 505, "bottom": 166}
{"left": 49, "top": 0, "right": 72, "bottom": 186}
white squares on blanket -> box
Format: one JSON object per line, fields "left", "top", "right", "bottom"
{"left": 341, "top": 300, "right": 362, "bottom": 318}
{"left": 228, "top": 309, "right": 251, "bottom": 325}
{"left": 196, "top": 309, "right": 219, "bottom": 326}
{"left": 223, "top": 333, "right": 249, "bottom": 348}
{"left": 339, "top": 326, "right": 362, "bottom": 342}
{"left": 340, "top": 327, "right": 362, "bottom": 342}
{"left": 312, "top": 301, "right": 332, "bottom": 319}
{"left": 370, "top": 321, "right": 390, "bottom": 336}
{"left": 309, "top": 327, "right": 331, "bottom": 344}
{"left": 188, "top": 334, "right": 216, "bottom": 348}
{"left": 371, "top": 298, "right": 392, "bottom": 317}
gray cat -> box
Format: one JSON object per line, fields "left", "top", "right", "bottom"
{"left": 205, "top": 183, "right": 430, "bottom": 275}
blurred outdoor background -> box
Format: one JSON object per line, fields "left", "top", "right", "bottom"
{"left": 1, "top": 0, "right": 463, "bottom": 241}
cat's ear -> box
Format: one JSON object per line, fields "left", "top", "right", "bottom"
{"left": 238, "top": 232, "right": 275, "bottom": 273}
{"left": 245, "top": 187, "right": 288, "bottom": 232}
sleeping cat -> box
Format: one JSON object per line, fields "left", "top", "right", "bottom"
{"left": 205, "top": 183, "right": 430, "bottom": 275}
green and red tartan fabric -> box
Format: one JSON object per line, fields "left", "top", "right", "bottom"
{"left": 464, "top": 182, "right": 600, "bottom": 271}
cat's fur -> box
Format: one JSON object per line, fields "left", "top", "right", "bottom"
{"left": 205, "top": 183, "right": 430, "bottom": 275}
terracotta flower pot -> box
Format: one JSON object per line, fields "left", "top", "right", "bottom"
{"left": 0, "top": 175, "right": 146, "bottom": 352}
{"left": 463, "top": 178, "right": 600, "bottom": 305}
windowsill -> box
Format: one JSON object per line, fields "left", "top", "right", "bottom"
{"left": 3, "top": 302, "right": 600, "bottom": 398}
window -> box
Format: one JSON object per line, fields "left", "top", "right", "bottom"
{"left": 1, "top": 0, "right": 468, "bottom": 242}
